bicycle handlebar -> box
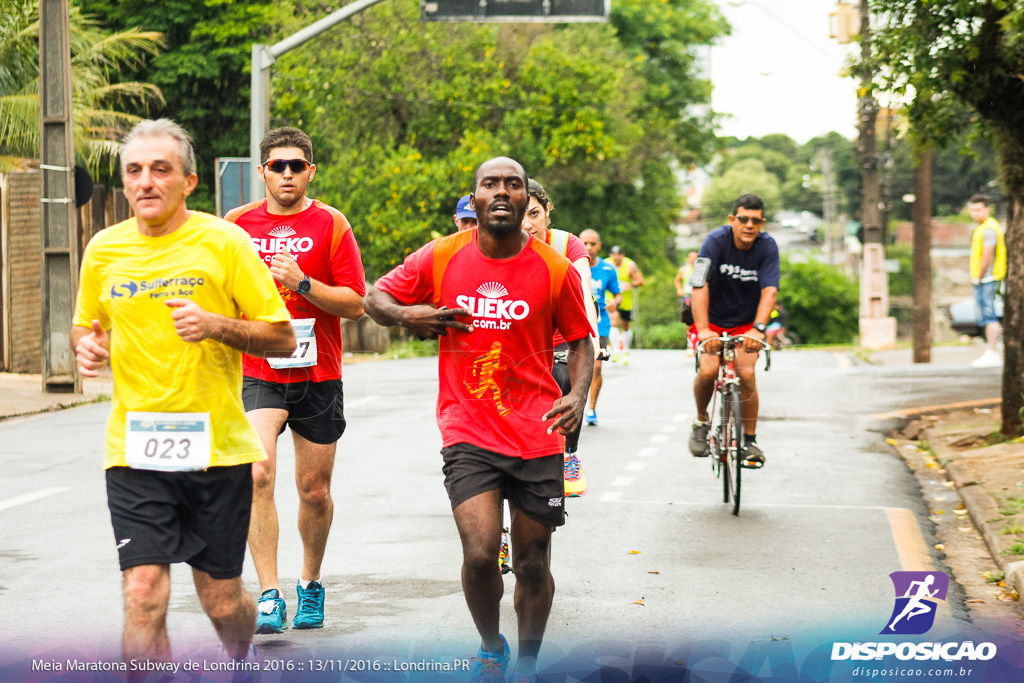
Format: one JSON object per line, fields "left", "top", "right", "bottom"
{"left": 694, "top": 332, "right": 772, "bottom": 372}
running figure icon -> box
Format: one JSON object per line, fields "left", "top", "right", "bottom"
{"left": 888, "top": 575, "right": 938, "bottom": 631}
{"left": 881, "top": 571, "right": 949, "bottom": 635}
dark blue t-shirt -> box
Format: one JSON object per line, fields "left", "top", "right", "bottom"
{"left": 697, "top": 225, "right": 780, "bottom": 328}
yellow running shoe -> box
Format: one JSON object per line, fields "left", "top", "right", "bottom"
{"left": 564, "top": 452, "right": 588, "bottom": 497}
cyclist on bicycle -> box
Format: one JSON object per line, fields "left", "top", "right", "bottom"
{"left": 688, "top": 194, "right": 780, "bottom": 469}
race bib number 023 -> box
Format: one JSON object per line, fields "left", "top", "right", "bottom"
{"left": 125, "top": 412, "right": 211, "bottom": 472}
{"left": 268, "top": 318, "right": 317, "bottom": 369}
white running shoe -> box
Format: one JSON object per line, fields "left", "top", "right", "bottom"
{"left": 971, "top": 349, "right": 1003, "bottom": 368}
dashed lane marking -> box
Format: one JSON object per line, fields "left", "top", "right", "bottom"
{"left": 638, "top": 447, "right": 658, "bottom": 458}
{"left": 0, "top": 487, "right": 69, "bottom": 512}
{"left": 672, "top": 413, "right": 688, "bottom": 423}
{"left": 650, "top": 434, "right": 669, "bottom": 444}
{"left": 600, "top": 491, "right": 624, "bottom": 502}
{"left": 626, "top": 462, "right": 647, "bottom": 472}
{"left": 611, "top": 476, "right": 634, "bottom": 487}
{"left": 661, "top": 424, "right": 679, "bottom": 433}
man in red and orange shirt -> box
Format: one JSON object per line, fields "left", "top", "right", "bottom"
{"left": 226, "top": 127, "right": 366, "bottom": 633}
{"left": 364, "top": 157, "right": 593, "bottom": 682}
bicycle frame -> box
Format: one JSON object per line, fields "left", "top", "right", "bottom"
{"left": 695, "top": 332, "right": 771, "bottom": 515}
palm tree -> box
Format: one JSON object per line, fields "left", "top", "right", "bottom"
{"left": 0, "top": 0, "right": 165, "bottom": 174}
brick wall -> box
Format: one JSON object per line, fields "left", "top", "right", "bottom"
{"left": 3, "top": 172, "right": 42, "bottom": 373}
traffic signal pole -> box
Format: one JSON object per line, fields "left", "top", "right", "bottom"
{"left": 249, "top": 0, "right": 388, "bottom": 201}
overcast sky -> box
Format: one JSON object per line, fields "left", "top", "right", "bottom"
{"left": 709, "top": 0, "right": 860, "bottom": 144}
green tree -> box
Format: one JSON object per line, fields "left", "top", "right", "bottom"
{"left": 76, "top": 0, "right": 288, "bottom": 210}
{"left": 701, "top": 158, "right": 781, "bottom": 224}
{"left": 886, "top": 127, "right": 999, "bottom": 220}
{"left": 0, "top": 0, "right": 163, "bottom": 173}
{"left": 269, "top": 0, "right": 727, "bottom": 279}
{"left": 869, "top": 0, "right": 1024, "bottom": 434}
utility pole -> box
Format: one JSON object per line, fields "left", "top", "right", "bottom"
{"left": 853, "top": 0, "right": 896, "bottom": 349}
{"left": 912, "top": 148, "right": 932, "bottom": 363}
{"left": 38, "top": 0, "right": 80, "bottom": 393}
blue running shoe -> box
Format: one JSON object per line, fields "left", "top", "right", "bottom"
{"left": 585, "top": 408, "right": 597, "bottom": 426}
{"left": 470, "top": 635, "right": 509, "bottom": 683}
{"left": 293, "top": 580, "right": 325, "bottom": 629}
{"left": 255, "top": 589, "right": 287, "bottom": 634}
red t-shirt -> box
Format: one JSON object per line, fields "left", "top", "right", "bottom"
{"left": 375, "top": 230, "right": 592, "bottom": 458}
{"left": 226, "top": 199, "right": 366, "bottom": 383}
{"left": 547, "top": 229, "right": 590, "bottom": 347}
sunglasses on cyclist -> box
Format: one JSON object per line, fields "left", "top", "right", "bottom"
{"left": 733, "top": 215, "right": 765, "bottom": 226}
{"left": 263, "top": 159, "right": 310, "bottom": 174}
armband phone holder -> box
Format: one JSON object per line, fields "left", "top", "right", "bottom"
{"left": 689, "top": 257, "right": 712, "bottom": 288}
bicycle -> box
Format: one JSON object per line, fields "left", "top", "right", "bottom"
{"left": 695, "top": 332, "right": 771, "bottom": 515}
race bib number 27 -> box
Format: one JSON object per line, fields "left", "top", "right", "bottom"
{"left": 125, "top": 412, "right": 211, "bottom": 472}
{"left": 268, "top": 318, "right": 317, "bottom": 369}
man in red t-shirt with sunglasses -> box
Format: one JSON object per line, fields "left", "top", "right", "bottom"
{"left": 226, "top": 127, "right": 366, "bottom": 634}
{"left": 364, "top": 157, "right": 593, "bottom": 682}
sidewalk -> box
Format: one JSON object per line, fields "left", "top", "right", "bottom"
{"left": 871, "top": 343, "right": 1024, "bottom": 631}
{"left": 0, "top": 368, "right": 113, "bottom": 421}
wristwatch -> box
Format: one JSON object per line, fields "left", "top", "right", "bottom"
{"left": 296, "top": 275, "right": 312, "bottom": 295}
{"left": 752, "top": 322, "right": 767, "bottom": 335}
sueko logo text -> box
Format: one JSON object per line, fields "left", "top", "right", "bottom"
{"left": 831, "top": 641, "right": 996, "bottom": 662}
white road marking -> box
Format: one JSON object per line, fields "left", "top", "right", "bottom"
{"left": 611, "top": 476, "right": 634, "bottom": 487}
{"left": 672, "top": 413, "right": 688, "bottom": 423}
{"left": 346, "top": 395, "right": 382, "bottom": 409}
{"left": 650, "top": 434, "right": 669, "bottom": 444}
{"left": 626, "top": 461, "right": 647, "bottom": 472}
{"left": 661, "top": 424, "right": 679, "bottom": 433}
{"left": 638, "top": 447, "right": 659, "bottom": 458}
{"left": 600, "top": 491, "right": 624, "bottom": 502}
{"left": 0, "top": 487, "right": 69, "bottom": 512}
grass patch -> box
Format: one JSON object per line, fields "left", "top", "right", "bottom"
{"left": 999, "top": 496, "right": 1024, "bottom": 517}
{"left": 1002, "top": 541, "right": 1024, "bottom": 556}
{"left": 1002, "top": 523, "right": 1024, "bottom": 535}
{"left": 984, "top": 571, "right": 1006, "bottom": 583}
{"left": 917, "top": 441, "right": 937, "bottom": 457}
{"left": 386, "top": 338, "right": 439, "bottom": 359}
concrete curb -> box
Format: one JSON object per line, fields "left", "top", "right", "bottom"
{"left": 888, "top": 400, "right": 1024, "bottom": 599}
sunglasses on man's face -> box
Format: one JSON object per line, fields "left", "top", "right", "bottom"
{"left": 734, "top": 215, "right": 765, "bottom": 226}
{"left": 264, "top": 158, "right": 310, "bottom": 174}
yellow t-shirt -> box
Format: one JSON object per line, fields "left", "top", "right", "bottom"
{"left": 73, "top": 212, "right": 291, "bottom": 469}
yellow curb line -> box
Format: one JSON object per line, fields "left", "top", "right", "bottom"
{"left": 868, "top": 398, "right": 1001, "bottom": 421}
{"left": 886, "top": 507, "right": 955, "bottom": 624}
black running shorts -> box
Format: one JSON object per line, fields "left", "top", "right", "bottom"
{"left": 242, "top": 377, "right": 346, "bottom": 445}
{"left": 618, "top": 308, "right": 633, "bottom": 323}
{"left": 441, "top": 443, "right": 565, "bottom": 528}
{"left": 105, "top": 464, "right": 253, "bottom": 579}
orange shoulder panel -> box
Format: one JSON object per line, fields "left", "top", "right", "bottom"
{"left": 529, "top": 238, "right": 571, "bottom": 299}
{"left": 319, "top": 201, "right": 353, "bottom": 261}
{"left": 430, "top": 229, "right": 476, "bottom": 307}
{"left": 223, "top": 200, "right": 264, "bottom": 224}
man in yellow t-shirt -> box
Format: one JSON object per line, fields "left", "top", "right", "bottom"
{"left": 967, "top": 194, "right": 1006, "bottom": 368}
{"left": 72, "top": 119, "right": 295, "bottom": 666}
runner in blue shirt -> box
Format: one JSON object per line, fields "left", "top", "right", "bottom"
{"left": 580, "top": 229, "right": 621, "bottom": 426}
{"left": 688, "top": 193, "right": 780, "bottom": 469}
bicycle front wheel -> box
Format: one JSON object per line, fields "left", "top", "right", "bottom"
{"left": 728, "top": 385, "right": 743, "bottom": 515}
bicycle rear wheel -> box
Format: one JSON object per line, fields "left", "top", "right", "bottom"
{"left": 728, "top": 385, "right": 743, "bottom": 515}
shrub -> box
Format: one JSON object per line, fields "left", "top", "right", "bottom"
{"left": 779, "top": 255, "right": 859, "bottom": 344}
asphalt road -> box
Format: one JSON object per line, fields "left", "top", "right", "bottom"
{"left": 0, "top": 349, "right": 1006, "bottom": 676}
